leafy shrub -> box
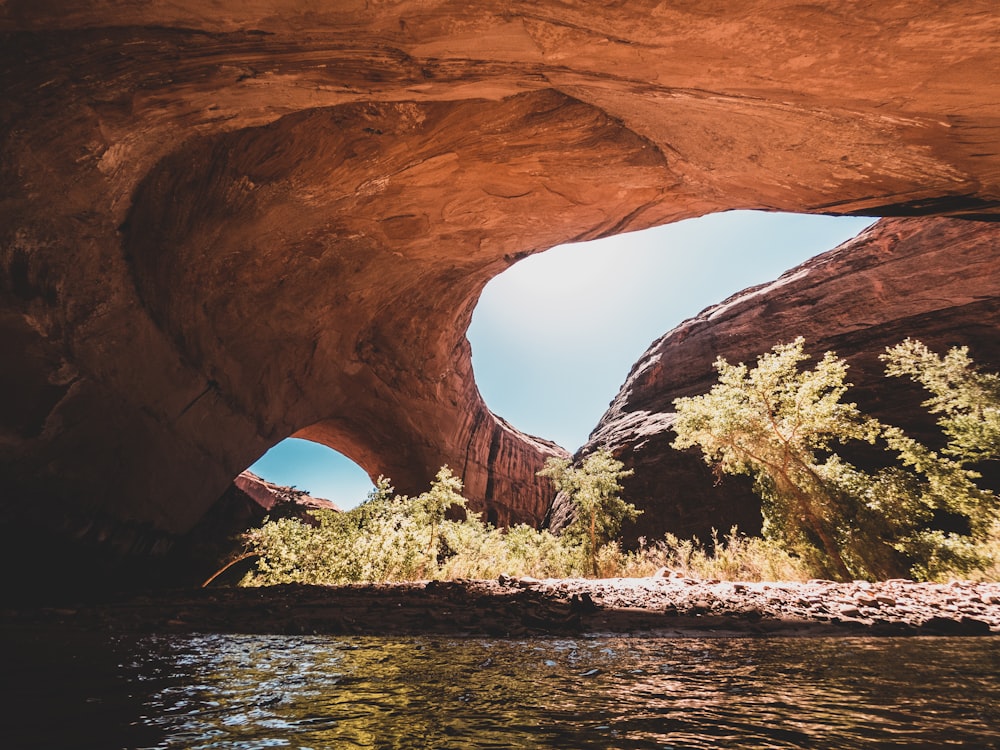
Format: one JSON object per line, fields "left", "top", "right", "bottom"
{"left": 538, "top": 448, "right": 640, "bottom": 575}
{"left": 672, "top": 337, "right": 1000, "bottom": 581}
{"left": 240, "top": 337, "right": 1000, "bottom": 587}
{"left": 241, "top": 467, "right": 588, "bottom": 586}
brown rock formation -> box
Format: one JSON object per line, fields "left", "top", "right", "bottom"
{"left": 1, "top": 2, "right": 999, "bottom": 588}
{"left": 572, "top": 217, "right": 1000, "bottom": 542}
{"left": 233, "top": 471, "right": 339, "bottom": 515}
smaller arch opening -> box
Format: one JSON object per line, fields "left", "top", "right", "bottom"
{"left": 249, "top": 438, "right": 375, "bottom": 510}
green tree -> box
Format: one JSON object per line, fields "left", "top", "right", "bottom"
{"left": 879, "top": 339, "right": 1000, "bottom": 577}
{"left": 412, "top": 465, "right": 468, "bottom": 566}
{"left": 672, "top": 337, "right": 1000, "bottom": 581}
{"left": 670, "top": 338, "right": 895, "bottom": 580}
{"left": 538, "top": 448, "right": 640, "bottom": 575}
{"left": 882, "top": 338, "right": 1000, "bottom": 462}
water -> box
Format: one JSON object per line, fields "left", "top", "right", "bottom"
{"left": 3, "top": 631, "right": 999, "bottom": 749}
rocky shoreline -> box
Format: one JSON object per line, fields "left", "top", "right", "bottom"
{"left": 5, "top": 574, "right": 1000, "bottom": 638}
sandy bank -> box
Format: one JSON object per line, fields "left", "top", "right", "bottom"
{"left": 5, "top": 575, "right": 1000, "bottom": 638}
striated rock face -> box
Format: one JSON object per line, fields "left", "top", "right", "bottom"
{"left": 573, "top": 217, "right": 1000, "bottom": 542}
{"left": 2, "top": 1, "right": 1000, "bottom": 588}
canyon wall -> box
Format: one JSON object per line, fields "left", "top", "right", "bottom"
{"left": 568, "top": 217, "right": 1000, "bottom": 542}
{"left": 1, "top": 1, "right": 999, "bottom": 587}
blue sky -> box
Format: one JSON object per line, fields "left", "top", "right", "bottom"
{"left": 250, "top": 210, "right": 875, "bottom": 507}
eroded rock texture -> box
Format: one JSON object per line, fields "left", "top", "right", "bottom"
{"left": 571, "top": 218, "right": 1000, "bottom": 542}
{"left": 1, "top": 1, "right": 999, "bottom": 588}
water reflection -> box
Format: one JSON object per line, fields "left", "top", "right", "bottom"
{"left": 4, "top": 631, "right": 999, "bottom": 748}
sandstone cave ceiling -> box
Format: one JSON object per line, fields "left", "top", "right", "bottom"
{"left": 1, "top": 1, "right": 999, "bottom": 585}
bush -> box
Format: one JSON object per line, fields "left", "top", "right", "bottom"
{"left": 672, "top": 337, "right": 1000, "bottom": 581}
{"left": 241, "top": 468, "right": 589, "bottom": 586}
{"left": 537, "top": 448, "right": 640, "bottom": 575}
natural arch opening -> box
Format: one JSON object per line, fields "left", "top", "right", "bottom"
{"left": 468, "top": 210, "right": 877, "bottom": 452}
{"left": 249, "top": 438, "right": 376, "bottom": 510}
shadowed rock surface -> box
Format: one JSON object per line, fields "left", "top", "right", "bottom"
{"left": 568, "top": 217, "right": 1000, "bottom": 542}
{"left": 2, "top": 1, "right": 1000, "bottom": 589}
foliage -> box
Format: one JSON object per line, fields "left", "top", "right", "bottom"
{"left": 241, "top": 337, "right": 1000, "bottom": 586}
{"left": 648, "top": 527, "right": 811, "bottom": 582}
{"left": 241, "top": 476, "right": 827, "bottom": 585}
{"left": 882, "top": 338, "right": 1000, "bottom": 462}
{"left": 671, "top": 338, "right": 885, "bottom": 579}
{"left": 412, "top": 465, "right": 467, "bottom": 569}
{"left": 437, "top": 521, "right": 586, "bottom": 580}
{"left": 538, "top": 448, "right": 641, "bottom": 575}
{"left": 242, "top": 476, "right": 433, "bottom": 586}
{"left": 242, "top": 468, "right": 588, "bottom": 586}
{"left": 671, "top": 337, "right": 1000, "bottom": 582}
{"left": 879, "top": 339, "right": 1000, "bottom": 578}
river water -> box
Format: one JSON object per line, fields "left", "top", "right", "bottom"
{"left": 4, "top": 631, "right": 999, "bottom": 749}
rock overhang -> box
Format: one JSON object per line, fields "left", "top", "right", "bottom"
{"left": 2, "top": 1, "right": 1000, "bottom": 589}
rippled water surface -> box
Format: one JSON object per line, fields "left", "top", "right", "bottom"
{"left": 4, "top": 631, "right": 1000, "bottom": 749}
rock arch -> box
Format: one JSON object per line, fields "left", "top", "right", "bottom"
{"left": 1, "top": 1, "right": 999, "bottom": 587}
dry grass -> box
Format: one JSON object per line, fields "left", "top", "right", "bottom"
{"left": 594, "top": 527, "right": 812, "bottom": 582}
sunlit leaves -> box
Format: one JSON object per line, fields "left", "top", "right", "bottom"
{"left": 883, "top": 338, "right": 1000, "bottom": 463}
{"left": 672, "top": 338, "right": 881, "bottom": 579}
{"left": 242, "top": 468, "right": 589, "bottom": 585}
{"left": 538, "top": 449, "right": 640, "bottom": 575}
{"left": 672, "top": 338, "right": 1000, "bottom": 581}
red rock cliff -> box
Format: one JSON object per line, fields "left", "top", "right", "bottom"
{"left": 570, "top": 217, "right": 1000, "bottom": 541}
